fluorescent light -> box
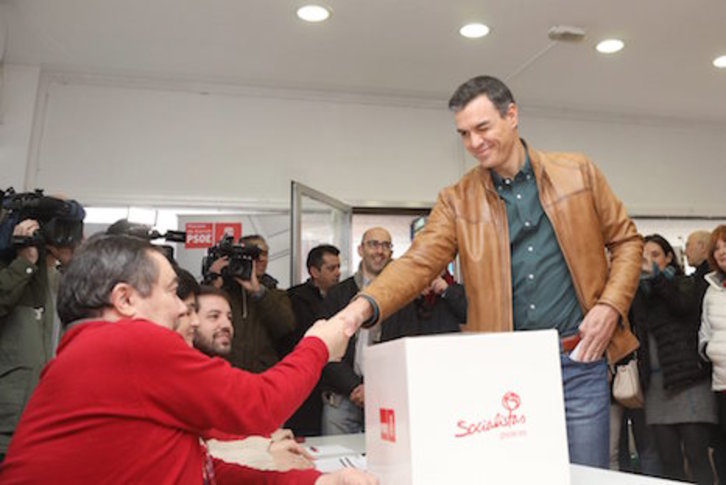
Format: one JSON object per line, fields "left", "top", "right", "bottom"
{"left": 713, "top": 55, "right": 726, "bottom": 69}
{"left": 459, "top": 23, "right": 490, "bottom": 39}
{"left": 297, "top": 5, "right": 331, "bottom": 22}
{"left": 596, "top": 39, "right": 624, "bottom": 54}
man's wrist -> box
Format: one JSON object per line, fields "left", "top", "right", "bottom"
{"left": 355, "top": 294, "right": 379, "bottom": 328}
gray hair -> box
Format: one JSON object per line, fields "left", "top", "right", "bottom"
{"left": 57, "top": 234, "right": 160, "bottom": 325}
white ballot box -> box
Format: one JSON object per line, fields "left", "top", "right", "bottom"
{"left": 364, "top": 329, "right": 569, "bottom": 485}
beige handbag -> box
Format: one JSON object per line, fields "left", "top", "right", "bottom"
{"left": 612, "top": 359, "right": 644, "bottom": 409}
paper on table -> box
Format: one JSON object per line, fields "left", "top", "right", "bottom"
{"left": 305, "top": 444, "right": 355, "bottom": 457}
{"left": 315, "top": 454, "right": 367, "bottom": 473}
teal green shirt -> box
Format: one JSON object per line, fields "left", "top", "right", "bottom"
{"left": 491, "top": 149, "right": 582, "bottom": 335}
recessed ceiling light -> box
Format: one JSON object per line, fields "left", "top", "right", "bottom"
{"left": 713, "top": 55, "right": 726, "bottom": 69}
{"left": 297, "top": 5, "right": 331, "bottom": 22}
{"left": 459, "top": 23, "right": 490, "bottom": 39}
{"left": 596, "top": 39, "right": 624, "bottom": 54}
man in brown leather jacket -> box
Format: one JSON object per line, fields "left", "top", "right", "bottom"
{"left": 335, "top": 75, "right": 643, "bottom": 469}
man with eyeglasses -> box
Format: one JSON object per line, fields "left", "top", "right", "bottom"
{"left": 319, "top": 228, "right": 393, "bottom": 435}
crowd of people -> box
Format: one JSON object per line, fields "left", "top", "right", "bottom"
{"left": 608, "top": 228, "right": 726, "bottom": 484}
{"left": 1, "top": 74, "right": 725, "bottom": 484}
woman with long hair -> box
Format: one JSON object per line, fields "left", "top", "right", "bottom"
{"left": 698, "top": 225, "right": 726, "bottom": 475}
{"left": 631, "top": 234, "right": 717, "bottom": 484}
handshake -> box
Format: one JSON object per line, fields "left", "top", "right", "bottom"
{"left": 303, "top": 297, "right": 374, "bottom": 362}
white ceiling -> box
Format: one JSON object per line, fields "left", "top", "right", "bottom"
{"left": 3, "top": 0, "right": 726, "bottom": 122}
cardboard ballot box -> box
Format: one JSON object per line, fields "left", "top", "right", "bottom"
{"left": 364, "top": 329, "right": 569, "bottom": 485}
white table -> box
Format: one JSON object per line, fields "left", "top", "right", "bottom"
{"left": 306, "top": 434, "right": 678, "bottom": 484}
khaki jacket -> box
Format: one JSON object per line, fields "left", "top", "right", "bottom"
{"left": 362, "top": 144, "right": 642, "bottom": 364}
{"left": 0, "top": 256, "right": 56, "bottom": 453}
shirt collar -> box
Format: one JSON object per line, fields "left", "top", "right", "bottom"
{"left": 490, "top": 142, "right": 532, "bottom": 189}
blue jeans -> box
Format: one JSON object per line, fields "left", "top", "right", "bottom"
{"left": 561, "top": 353, "right": 610, "bottom": 468}
{"left": 321, "top": 393, "right": 364, "bottom": 436}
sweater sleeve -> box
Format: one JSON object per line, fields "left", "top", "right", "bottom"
{"left": 129, "top": 323, "right": 329, "bottom": 438}
{"left": 213, "top": 458, "right": 322, "bottom": 485}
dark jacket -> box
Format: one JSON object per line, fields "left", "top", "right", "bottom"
{"left": 631, "top": 271, "right": 710, "bottom": 392}
{"left": 282, "top": 279, "right": 325, "bottom": 357}
{"left": 283, "top": 279, "right": 327, "bottom": 436}
{"left": 319, "top": 276, "right": 362, "bottom": 396}
{"left": 380, "top": 283, "right": 467, "bottom": 342}
{"left": 223, "top": 277, "right": 295, "bottom": 373}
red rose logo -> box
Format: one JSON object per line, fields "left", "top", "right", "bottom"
{"left": 502, "top": 392, "right": 521, "bottom": 412}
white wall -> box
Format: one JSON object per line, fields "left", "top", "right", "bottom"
{"left": 10, "top": 69, "right": 726, "bottom": 217}
{"left": 521, "top": 110, "right": 726, "bottom": 217}
{"left": 0, "top": 64, "right": 40, "bottom": 190}
{"left": 27, "top": 72, "right": 461, "bottom": 208}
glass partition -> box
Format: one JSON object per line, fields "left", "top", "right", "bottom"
{"left": 290, "top": 182, "right": 352, "bottom": 285}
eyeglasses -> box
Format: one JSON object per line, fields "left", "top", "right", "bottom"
{"left": 364, "top": 240, "right": 393, "bottom": 251}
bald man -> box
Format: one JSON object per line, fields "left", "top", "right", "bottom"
{"left": 319, "top": 227, "right": 393, "bottom": 435}
{"left": 685, "top": 230, "right": 711, "bottom": 277}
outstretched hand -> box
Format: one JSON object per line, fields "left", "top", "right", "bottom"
{"left": 305, "top": 319, "right": 350, "bottom": 362}
{"left": 331, "top": 298, "right": 374, "bottom": 338}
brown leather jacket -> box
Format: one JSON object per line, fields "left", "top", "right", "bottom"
{"left": 362, "top": 144, "right": 642, "bottom": 364}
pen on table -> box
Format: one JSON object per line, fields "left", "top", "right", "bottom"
{"left": 309, "top": 446, "right": 318, "bottom": 452}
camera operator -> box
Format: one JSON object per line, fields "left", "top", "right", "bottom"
{"left": 206, "top": 236, "right": 295, "bottom": 373}
{"left": 0, "top": 200, "right": 84, "bottom": 462}
{"left": 240, "top": 234, "right": 280, "bottom": 290}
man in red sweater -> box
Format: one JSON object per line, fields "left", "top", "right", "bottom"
{"left": 0, "top": 234, "right": 374, "bottom": 484}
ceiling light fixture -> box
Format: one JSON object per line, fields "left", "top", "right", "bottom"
{"left": 713, "top": 55, "right": 726, "bottom": 69}
{"left": 596, "top": 39, "right": 624, "bottom": 54}
{"left": 459, "top": 23, "right": 490, "bottom": 39}
{"left": 296, "top": 5, "right": 331, "bottom": 22}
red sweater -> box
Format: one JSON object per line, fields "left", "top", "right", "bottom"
{"left": 0, "top": 319, "right": 327, "bottom": 484}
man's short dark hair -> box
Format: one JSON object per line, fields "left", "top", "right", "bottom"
{"left": 57, "top": 234, "right": 160, "bottom": 326}
{"left": 306, "top": 244, "right": 340, "bottom": 272}
{"left": 176, "top": 267, "right": 200, "bottom": 301}
{"left": 197, "top": 285, "right": 232, "bottom": 307}
{"left": 448, "top": 75, "right": 516, "bottom": 116}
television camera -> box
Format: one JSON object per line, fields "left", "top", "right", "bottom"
{"left": 201, "top": 234, "right": 261, "bottom": 282}
{"left": 0, "top": 188, "right": 85, "bottom": 259}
